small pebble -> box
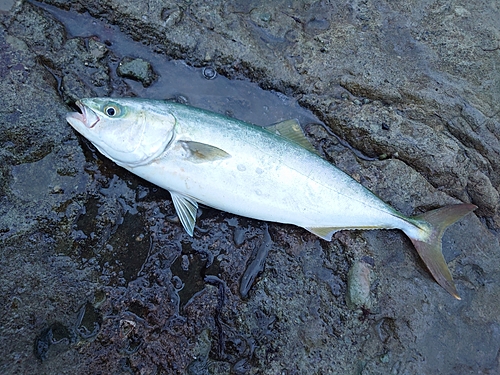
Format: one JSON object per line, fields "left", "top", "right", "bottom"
{"left": 117, "top": 57, "right": 157, "bottom": 87}
{"left": 347, "top": 260, "right": 372, "bottom": 309}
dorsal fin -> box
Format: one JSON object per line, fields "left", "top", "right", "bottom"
{"left": 264, "top": 119, "right": 320, "bottom": 156}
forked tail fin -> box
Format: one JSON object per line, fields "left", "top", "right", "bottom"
{"left": 407, "top": 204, "right": 477, "bottom": 299}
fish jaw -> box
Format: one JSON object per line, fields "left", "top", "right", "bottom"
{"left": 66, "top": 100, "right": 100, "bottom": 133}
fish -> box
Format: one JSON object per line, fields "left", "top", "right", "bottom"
{"left": 66, "top": 97, "right": 477, "bottom": 299}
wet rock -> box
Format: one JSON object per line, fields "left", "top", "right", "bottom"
{"left": 1, "top": 0, "right": 500, "bottom": 374}
{"left": 87, "top": 38, "right": 108, "bottom": 61}
{"left": 467, "top": 170, "right": 499, "bottom": 216}
{"left": 117, "top": 56, "right": 157, "bottom": 87}
{"left": 61, "top": 71, "right": 95, "bottom": 103}
{"left": 7, "top": 1, "right": 66, "bottom": 58}
{"left": 34, "top": 322, "right": 73, "bottom": 361}
{"left": 239, "top": 225, "right": 272, "bottom": 298}
{"left": 304, "top": 18, "right": 330, "bottom": 35}
{"left": 161, "top": 7, "right": 183, "bottom": 27}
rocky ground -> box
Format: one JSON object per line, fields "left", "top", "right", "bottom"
{"left": 1, "top": 0, "right": 499, "bottom": 374}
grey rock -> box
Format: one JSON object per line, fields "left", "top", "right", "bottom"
{"left": 1, "top": 0, "right": 499, "bottom": 374}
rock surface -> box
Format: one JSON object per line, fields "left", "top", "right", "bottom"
{"left": 0, "top": 1, "right": 499, "bottom": 374}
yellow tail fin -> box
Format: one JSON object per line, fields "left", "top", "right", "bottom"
{"left": 407, "top": 204, "right": 477, "bottom": 299}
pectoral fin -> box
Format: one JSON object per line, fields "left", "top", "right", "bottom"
{"left": 170, "top": 191, "right": 199, "bottom": 236}
{"left": 182, "top": 141, "right": 231, "bottom": 163}
{"left": 265, "top": 119, "right": 320, "bottom": 156}
{"left": 305, "top": 227, "right": 340, "bottom": 241}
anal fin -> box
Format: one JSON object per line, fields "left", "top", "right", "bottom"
{"left": 305, "top": 227, "right": 340, "bottom": 241}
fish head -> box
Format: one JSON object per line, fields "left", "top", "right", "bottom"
{"left": 66, "top": 97, "right": 175, "bottom": 167}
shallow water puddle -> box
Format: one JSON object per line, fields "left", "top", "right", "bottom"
{"left": 32, "top": 0, "right": 323, "bottom": 128}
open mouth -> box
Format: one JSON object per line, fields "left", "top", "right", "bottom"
{"left": 67, "top": 100, "right": 100, "bottom": 128}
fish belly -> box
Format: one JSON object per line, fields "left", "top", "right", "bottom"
{"left": 129, "top": 137, "right": 405, "bottom": 232}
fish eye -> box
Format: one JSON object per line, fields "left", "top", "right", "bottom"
{"left": 103, "top": 103, "right": 121, "bottom": 117}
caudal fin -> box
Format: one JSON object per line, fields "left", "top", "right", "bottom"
{"left": 407, "top": 204, "right": 477, "bottom": 299}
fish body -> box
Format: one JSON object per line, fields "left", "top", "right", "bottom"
{"left": 67, "top": 97, "right": 476, "bottom": 298}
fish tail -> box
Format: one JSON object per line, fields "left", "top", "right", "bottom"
{"left": 405, "top": 204, "right": 477, "bottom": 299}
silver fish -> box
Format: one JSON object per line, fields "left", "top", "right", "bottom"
{"left": 67, "top": 97, "right": 476, "bottom": 299}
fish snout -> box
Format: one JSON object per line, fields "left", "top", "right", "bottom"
{"left": 66, "top": 100, "right": 100, "bottom": 129}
